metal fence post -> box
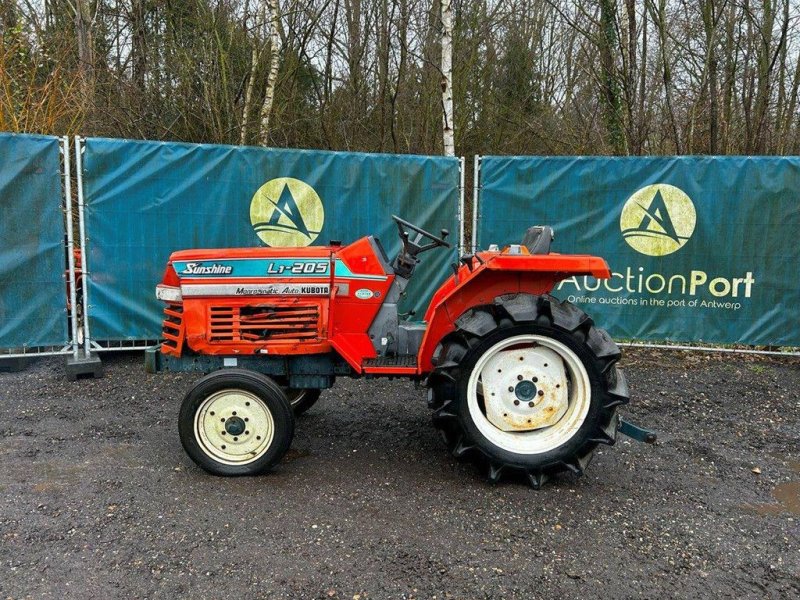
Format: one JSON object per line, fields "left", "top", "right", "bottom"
{"left": 458, "top": 156, "right": 466, "bottom": 254}
{"left": 74, "top": 136, "right": 91, "bottom": 357}
{"left": 471, "top": 155, "right": 481, "bottom": 253}
{"left": 65, "top": 135, "right": 103, "bottom": 380}
{"left": 63, "top": 137, "right": 80, "bottom": 360}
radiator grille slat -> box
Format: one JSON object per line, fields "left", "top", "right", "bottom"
{"left": 209, "top": 305, "right": 320, "bottom": 343}
{"left": 161, "top": 304, "right": 184, "bottom": 354}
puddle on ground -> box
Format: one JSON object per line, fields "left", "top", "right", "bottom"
{"left": 771, "top": 483, "right": 800, "bottom": 515}
{"left": 283, "top": 447, "right": 312, "bottom": 462}
{"left": 743, "top": 456, "right": 800, "bottom": 516}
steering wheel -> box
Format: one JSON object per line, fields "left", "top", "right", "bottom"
{"left": 391, "top": 215, "right": 451, "bottom": 256}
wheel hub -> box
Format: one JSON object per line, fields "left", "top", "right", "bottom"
{"left": 224, "top": 416, "right": 246, "bottom": 436}
{"left": 514, "top": 380, "right": 537, "bottom": 402}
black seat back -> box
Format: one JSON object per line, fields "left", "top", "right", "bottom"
{"left": 521, "top": 226, "right": 554, "bottom": 254}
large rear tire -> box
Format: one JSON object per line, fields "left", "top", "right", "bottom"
{"left": 428, "top": 294, "right": 629, "bottom": 488}
{"left": 179, "top": 369, "right": 295, "bottom": 476}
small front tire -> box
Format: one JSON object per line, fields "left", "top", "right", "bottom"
{"left": 178, "top": 369, "right": 295, "bottom": 476}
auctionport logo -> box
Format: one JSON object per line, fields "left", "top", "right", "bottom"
{"left": 620, "top": 184, "right": 696, "bottom": 256}
{"left": 558, "top": 181, "right": 757, "bottom": 312}
{"left": 250, "top": 177, "right": 324, "bottom": 247}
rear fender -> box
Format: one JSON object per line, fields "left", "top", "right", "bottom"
{"left": 417, "top": 253, "right": 610, "bottom": 373}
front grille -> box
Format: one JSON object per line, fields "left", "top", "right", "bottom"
{"left": 161, "top": 304, "right": 184, "bottom": 354}
{"left": 209, "top": 305, "right": 320, "bottom": 343}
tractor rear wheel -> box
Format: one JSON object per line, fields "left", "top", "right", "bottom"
{"left": 284, "top": 388, "right": 321, "bottom": 415}
{"left": 179, "top": 369, "right": 295, "bottom": 476}
{"left": 428, "top": 294, "right": 629, "bottom": 488}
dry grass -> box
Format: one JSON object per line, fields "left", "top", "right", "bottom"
{"left": 0, "top": 36, "right": 85, "bottom": 135}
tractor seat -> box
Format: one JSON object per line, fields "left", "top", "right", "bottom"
{"left": 521, "top": 226, "right": 554, "bottom": 254}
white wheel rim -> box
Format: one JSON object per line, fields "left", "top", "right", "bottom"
{"left": 194, "top": 389, "right": 275, "bottom": 466}
{"left": 467, "top": 335, "right": 591, "bottom": 455}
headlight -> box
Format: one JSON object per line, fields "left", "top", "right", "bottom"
{"left": 156, "top": 284, "right": 182, "bottom": 302}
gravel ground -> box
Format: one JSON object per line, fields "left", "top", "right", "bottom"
{"left": 1, "top": 348, "right": 798, "bottom": 599}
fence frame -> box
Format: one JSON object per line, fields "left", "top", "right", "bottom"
{"left": 75, "top": 136, "right": 161, "bottom": 353}
{"left": 472, "top": 154, "right": 800, "bottom": 356}
{"left": 3, "top": 139, "right": 797, "bottom": 360}
{"left": 76, "top": 137, "right": 461, "bottom": 350}
{"left": 0, "top": 136, "right": 77, "bottom": 360}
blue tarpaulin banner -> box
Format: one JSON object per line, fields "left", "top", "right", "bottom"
{"left": 477, "top": 155, "right": 800, "bottom": 346}
{"left": 82, "top": 138, "right": 460, "bottom": 341}
{"left": 0, "top": 133, "right": 67, "bottom": 348}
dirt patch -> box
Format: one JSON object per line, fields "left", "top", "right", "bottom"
{"left": 0, "top": 348, "right": 798, "bottom": 599}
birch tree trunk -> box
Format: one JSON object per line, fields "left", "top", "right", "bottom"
{"left": 440, "top": 0, "right": 455, "bottom": 156}
{"left": 258, "top": 0, "right": 281, "bottom": 145}
{"left": 240, "top": 43, "right": 259, "bottom": 145}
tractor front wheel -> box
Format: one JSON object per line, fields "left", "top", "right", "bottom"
{"left": 428, "top": 294, "right": 629, "bottom": 488}
{"left": 178, "top": 369, "right": 295, "bottom": 476}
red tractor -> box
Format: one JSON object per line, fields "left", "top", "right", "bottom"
{"left": 149, "top": 216, "right": 654, "bottom": 487}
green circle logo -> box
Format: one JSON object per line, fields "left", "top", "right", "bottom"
{"left": 250, "top": 177, "right": 324, "bottom": 247}
{"left": 620, "top": 184, "right": 696, "bottom": 256}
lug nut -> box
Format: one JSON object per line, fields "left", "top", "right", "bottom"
{"left": 528, "top": 401, "right": 534, "bottom": 407}
{"left": 513, "top": 400, "right": 520, "bottom": 406}
{"left": 532, "top": 377, "right": 538, "bottom": 383}
{"left": 233, "top": 437, "right": 239, "bottom": 442}
{"left": 245, "top": 430, "right": 249, "bottom": 435}
{"left": 517, "top": 375, "right": 523, "bottom": 381}
{"left": 538, "top": 390, "right": 544, "bottom": 396}
{"left": 221, "top": 431, "right": 226, "bottom": 435}
{"left": 508, "top": 386, "right": 514, "bottom": 392}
